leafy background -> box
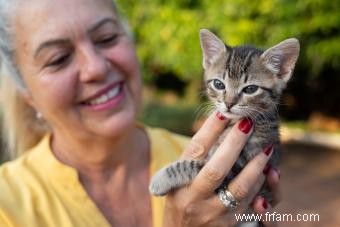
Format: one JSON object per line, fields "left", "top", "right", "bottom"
{"left": 0, "top": 1, "right": 338, "bottom": 224}
{"left": 116, "top": 0, "right": 340, "bottom": 134}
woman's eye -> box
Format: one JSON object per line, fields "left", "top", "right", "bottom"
{"left": 213, "top": 79, "right": 225, "bottom": 90}
{"left": 97, "top": 34, "right": 118, "bottom": 45}
{"left": 243, "top": 85, "right": 259, "bottom": 94}
{"left": 47, "top": 54, "right": 70, "bottom": 67}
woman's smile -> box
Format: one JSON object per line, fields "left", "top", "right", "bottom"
{"left": 12, "top": 0, "right": 142, "bottom": 138}
{"left": 81, "top": 81, "right": 125, "bottom": 111}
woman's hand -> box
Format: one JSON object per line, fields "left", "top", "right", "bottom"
{"left": 252, "top": 167, "right": 281, "bottom": 227}
{"left": 163, "top": 112, "right": 277, "bottom": 227}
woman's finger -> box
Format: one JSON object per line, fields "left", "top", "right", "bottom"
{"left": 228, "top": 144, "right": 273, "bottom": 201}
{"left": 180, "top": 194, "right": 249, "bottom": 226}
{"left": 181, "top": 112, "right": 229, "bottom": 160}
{"left": 243, "top": 174, "right": 265, "bottom": 206}
{"left": 252, "top": 196, "right": 278, "bottom": 227}
{"left": 266, "top": 167, "right": 281, "bottom": 206}
{"left": 209, "top": 192, "right": 249, "bottom": 215}
{"left": 188, "top": 174, "right": 264, "bottom": 216}
{"left": 190, "top": 118, "right": 254, "bottom": 197}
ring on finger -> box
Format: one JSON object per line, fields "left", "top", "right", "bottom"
{"left": 217, "top": 186, "right": 240, "bottom": 210}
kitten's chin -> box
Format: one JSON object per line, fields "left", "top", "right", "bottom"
{"left": 221, "top": 112, "right": 243, "bottom": 120}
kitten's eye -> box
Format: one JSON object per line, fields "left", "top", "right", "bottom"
{"left": 243, "top": 85, "right": 259, "bottom": 94}
{"left": 213, "top": 79, "right": 225, "bottom": 90}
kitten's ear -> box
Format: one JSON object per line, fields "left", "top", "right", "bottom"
{"left": 199, "top": 29, "right": 226, "bottom": 69}
{"left": 261, "top": 38, "right": 300, "bottom": 83}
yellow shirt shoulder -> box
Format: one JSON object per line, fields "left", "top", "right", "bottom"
{"left": 0, "top": 126, "right": 189, "bottom": 227}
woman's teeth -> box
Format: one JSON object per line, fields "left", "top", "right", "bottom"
{"left": 88, "top": 85, "right": 121, "bottom": 105}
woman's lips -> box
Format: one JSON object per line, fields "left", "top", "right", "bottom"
{"left": 81, "top": 82, "right": 125, "bottom": 111}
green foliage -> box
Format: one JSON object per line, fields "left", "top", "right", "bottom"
{"left": 140, "top": 102, "right": 197, "bottom": 136}
{"left": 117, "top": 0, "right": 339, "bottom": 82}
{"left": 116, "top": 0, "right": 340, "bottom": 119}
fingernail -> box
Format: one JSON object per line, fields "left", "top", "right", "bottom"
{"left": 238, "top": 118, "right": 253, "bottom": 134}
{"left": 263, "top": 144, "right": 273, "bottom": 156}
{"left": 216, "top": 112, "right": 226, "bottom": 121}
{"left": 263, "top": 163, "right": 272, "bottom": 175}
{"left": 262, "top": 198, "right": 268, "bottom": 209}
{"left": 275, "top": 168, "right": 281, "bottom": 179}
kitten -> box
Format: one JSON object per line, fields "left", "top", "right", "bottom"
{"left": 149, "top": 29, "right": 300, "bottom": 200}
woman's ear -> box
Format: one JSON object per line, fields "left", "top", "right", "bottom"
{"left": 21, "top": 90, "right": 36, "bottom": 109}
{"left": 21, "top": 91, "right": 44, "bottom": 119}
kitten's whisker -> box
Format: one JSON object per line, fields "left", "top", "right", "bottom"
{"left": 196, "top": 101, "right": 215, "bottom": 120}
{"left": 240, "top": 106, "right": 273, "bottom": 122}
{"left": 199, "top": 90, "right": 208, "bottom": 100}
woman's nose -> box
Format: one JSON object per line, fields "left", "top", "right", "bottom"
{"left": 79, "top": 45, "right": 109, "bottom": 82}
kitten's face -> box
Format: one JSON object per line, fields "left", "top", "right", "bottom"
{"left": 199, "top": 29, "right": 300, "bottom": 121}
{"left": 205, "top": 47, "right": 279, "bottom": 120}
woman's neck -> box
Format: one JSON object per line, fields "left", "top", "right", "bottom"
{"left": 50, "top": 125, "right": 150, "bottom": 183}
{"left": 51, "top": 125, "right": 152, "bottom": 226}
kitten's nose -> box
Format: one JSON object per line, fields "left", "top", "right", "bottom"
{"left": 225, "top": 102, "right": 236, "bottom": 110}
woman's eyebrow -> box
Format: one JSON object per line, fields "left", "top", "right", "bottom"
{"left": 88, "top": 18, "right": 119, "bottom": 34}
{"left": 34, "top": 18, "right": 118, "bottom": 58}
{"left": 34, "top": 39, "right": 70, "bottom": 59}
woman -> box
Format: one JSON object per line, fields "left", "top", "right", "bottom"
{"left": 0, "top": 0, "right": 280, "bottom": 226}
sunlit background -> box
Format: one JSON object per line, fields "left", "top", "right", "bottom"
{"left": 117, "top": 0, "right": 340, "bottom": 226}
{"left": 116, "top": 0, "right": 340, "bottom": 132}
{"left": 0, "top": 0, "right": 339, "bottom": 226}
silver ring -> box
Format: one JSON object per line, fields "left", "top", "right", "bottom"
{"left": 217, "top": 187, "right": 240, "bottom": 210}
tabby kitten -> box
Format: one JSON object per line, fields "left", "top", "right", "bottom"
{"left": 149, "top": 29, "right": 299, "bottom": 198}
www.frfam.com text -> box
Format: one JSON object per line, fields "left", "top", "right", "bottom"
{"left": 235, "top": 212, "right": 320, "bottom": 222}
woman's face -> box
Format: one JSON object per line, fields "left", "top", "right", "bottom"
{"left": 13, "top": 0, "right": 142, "bottom": 139}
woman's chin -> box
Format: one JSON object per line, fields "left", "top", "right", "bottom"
{"left": 82, "top": 91, "right": 141, "bottom": 138}
{"left": 86, "top": 106, "right": 137, "bottom": 139}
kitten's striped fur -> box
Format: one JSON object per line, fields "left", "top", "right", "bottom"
{"left": 149, "top": 29, "right": 299, "bottom": 199}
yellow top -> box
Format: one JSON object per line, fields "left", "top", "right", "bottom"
{"left": 0, "top": 126, "right": 189, "bottom": 227}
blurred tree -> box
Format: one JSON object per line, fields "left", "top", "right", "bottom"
{"left": 116, "top": 0, "right": 340, "bottom": 118}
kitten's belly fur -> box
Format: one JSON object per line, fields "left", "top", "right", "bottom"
{"left": 211, "top": 120, "right": 280, "bottom": 183}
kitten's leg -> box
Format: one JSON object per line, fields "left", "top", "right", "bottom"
{"left": 149, "top": 159, "right": 206, "bottom": 196}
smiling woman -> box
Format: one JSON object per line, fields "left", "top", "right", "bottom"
{"left": 0, "top": 0, "right": 139, "bottom": 157}
{"left": 0, "top": 1, "right": 150, "bottom": 226}
{"left": 16, "top": 0, "right": 142, "bottom": 142}
{"left": 0, "top": 0, "right": 281, "bottom": 226}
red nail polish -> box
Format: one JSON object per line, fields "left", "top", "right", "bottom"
{"left": 238, "top": 118, "right": 253, "bottom": 134}
{"left": 263, "top": 163, "right": 272, "bottom": 175}
{"left": 262, "top": 198, "right": 268, "bottom": 209}
{"left": 263, "top": 144, "right": 273, "bottom": 156}
{"left": 216, "top": 112, "right": 226, "bottom": 121}
{"left": 276, "top": 169, "right": 281, "bottom": 179}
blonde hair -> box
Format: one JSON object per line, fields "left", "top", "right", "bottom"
{"left": 0, "top": 67, "right": 49, "bottom": 159}
{"left": 0, "top": 0, "right": 47, "bottom": 159}
{"left": 0, "top": 0, "right": 126, "bottom": 159}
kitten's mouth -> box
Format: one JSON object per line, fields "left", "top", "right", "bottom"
{"left": 220, "top": 111, "right": 242, "bottom": 120}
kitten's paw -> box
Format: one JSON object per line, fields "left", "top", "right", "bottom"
{"left": 149, "top": 160, "right": 204, "bottom": 196}
{"left": 149, "top": 170, "right": 173, "bottom": 196}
